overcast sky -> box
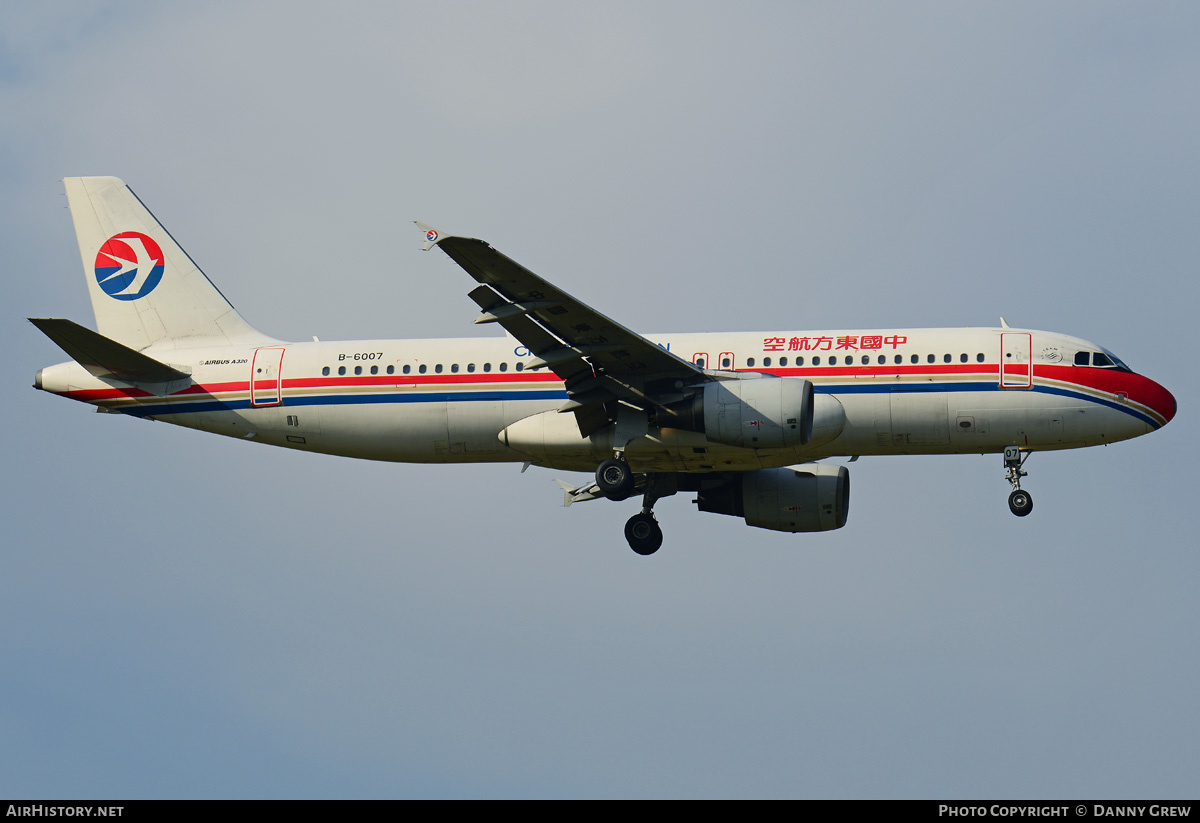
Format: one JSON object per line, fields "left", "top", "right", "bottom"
{"left": 3, "top": 1, "right": 1197, "bottom": 799}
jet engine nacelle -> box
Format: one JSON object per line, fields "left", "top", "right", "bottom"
{"left": 695, "top": 463, "right": 850, "bottom": 533}
{"left": 659, "top": 376, "right": 815, "bottom": 449}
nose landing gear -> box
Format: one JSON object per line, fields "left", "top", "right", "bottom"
{"left": 1004, "top": 446, "right": 1033, "bottom": 517}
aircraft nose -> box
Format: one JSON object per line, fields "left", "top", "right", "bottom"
{"left": 1137, "top": 374, "right": 1176, "bottom": 428}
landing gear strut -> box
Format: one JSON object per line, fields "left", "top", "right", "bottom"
{"left": 1004, "top": 446, "right": 1033, "bottom": 517}
{"left": 622, "top": 472, "right": 676, "bottom": 555}
{"left": 595, "top": 453, "right": 660, "bottom": 552}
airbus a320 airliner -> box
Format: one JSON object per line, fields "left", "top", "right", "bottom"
{"left": 32, "top": 178, "right": 1175, "bottom": 554}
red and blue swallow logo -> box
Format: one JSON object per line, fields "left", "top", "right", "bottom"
{"left": 94, "top": 232, "right": 165, "bottom": 301}
{"left": 426, "top": 230, "right": 439, "bottom": 243}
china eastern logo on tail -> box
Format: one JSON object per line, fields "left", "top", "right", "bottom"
{"left": 94, "top": 231, "right": 164, "bottom": 301}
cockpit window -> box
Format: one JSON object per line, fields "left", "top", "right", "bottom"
{"left": 1100, "top": 347, "right": 1132, "bottom": 372}
{"left": 1074, "top": 349, "right": 1132, "bottom": 372}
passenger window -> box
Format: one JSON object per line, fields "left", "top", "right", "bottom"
{"left": 322, "top": 366, "right": 330, "bottom": 376}
{"left": 402, "top": 365, "right": 411, "bottom": 374}
{"left": 960, "top": 353, "right": 968, "bottom": 363}
{"left": 419, "top": 365, "right": 427, "bottom": 374}
{"left": 483, "top": 363, "right": 491, "bottom": 373}
{"left": 976, "top": 353, "right": 985, "bottom": 363}
{"left": 812, "top": 356, "right": 821, "bottom": 365}
{"left": 895, "top": 355, "right": 902, "bottom": 365}
{"left": 695, "top": 358, "right": 705, "bottom": 369}
{"left": 338, "top": 366, "right": 346, "bottom": 376}
{"left": 370, "top": 365, "right": 378, "bottom": 375}
{"left": 779, "top": 357, "right": 788, "bottom": 367}
{"left": 861, "top": 355, "right": 870, "bottom": 365}
{"left": 796, "top": 357, "right": 804, "bottom": 366}
{"left": 387, "top": 365, "right": 395, "bottom": 375}
{"left": 467, "top": 363, "right": 476, "bottom": 373}
{"left": 910, "top": 354, "right": 919, "bottom": 364}
{"left": 927, "top": 354, "right": 935, "bottom": 364}
{"left": 878, "top": 355, "right": 886, "bottom": 365}
{"left": 354, "top": 366, "right": 362, "bottom": 375}
{"left": 435, "top": 364, "right": 443, "bottom": 374}
{"left": 746, "top": 357, "right": 756, "bottom": 367}
{"left": 943, "top": 354, "right": 952, "bottom": 363}
{"left": 451, "top": 364, "right": 459, "bottom": 373}
{"left": 499, "top": 363, "right": 508, "bottom": 372}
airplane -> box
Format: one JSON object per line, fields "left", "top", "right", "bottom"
{"left": 32, "top": 177, "right": 1176, "bottom": 555}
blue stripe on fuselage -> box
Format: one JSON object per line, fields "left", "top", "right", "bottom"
{"left": 116, "top": 381, "right": 1161, "bottom": 429}
{"left": 121, "top": 389, "right": 570, "bottom": 417}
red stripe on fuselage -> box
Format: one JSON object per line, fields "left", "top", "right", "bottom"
{"left": 1038, "top": 365, "right": 1176, "bottom": 423}
{"left": 55, "top": 361, "right": 1175, "bottom": 424}
{"left": 284, "top": 371, "right": 564, "bottom": 390}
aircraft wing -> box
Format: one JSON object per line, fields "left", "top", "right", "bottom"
{"left": 417, "top": 224, "right": 706, "bottom": 427}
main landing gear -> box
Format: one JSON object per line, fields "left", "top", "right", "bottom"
{"left": 596, "top": 456, "right": 635, "bottom": 501}
{"left": 624, "top": 512, "right": 663, "bottom": 556}
{"left": 1004, "top": 446, "right": 1033, "bottom": 517}
{"left": 595, "top": 456, "right": 672, "bottom": 555}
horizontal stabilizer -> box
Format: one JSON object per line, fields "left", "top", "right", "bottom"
{"left": 30, "top": 317, "right": 191, "bottom": 383}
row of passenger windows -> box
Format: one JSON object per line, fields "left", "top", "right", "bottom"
{"left": 321, "top": 362, "right": 527, "bottom": 377}
{"left": 700, "top": 353, "right": 990, "bottom": 369}
{"left": 323, "top": 354, "right": 991, "bottom": 376}
{"left": 319, "top": 350, "right": 1126, "bottom": 376}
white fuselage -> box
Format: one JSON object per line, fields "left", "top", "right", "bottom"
{"left": 36, "top": 325, "right": 1174, "bottom": 474}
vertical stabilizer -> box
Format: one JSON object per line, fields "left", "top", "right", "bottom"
{"left": 64, "top": 177, "right": 274, "bottom": 351}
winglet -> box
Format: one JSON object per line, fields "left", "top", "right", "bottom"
{"left": 414, "top": 221, "right": 443, "bottom": 251}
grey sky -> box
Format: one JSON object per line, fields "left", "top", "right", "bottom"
{"left": 3, "top": 1, "right": 1196, "bottom": 798}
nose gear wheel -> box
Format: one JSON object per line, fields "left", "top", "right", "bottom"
{"left": 1008, "top": 489, "right": 1033, "bottom": 517}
